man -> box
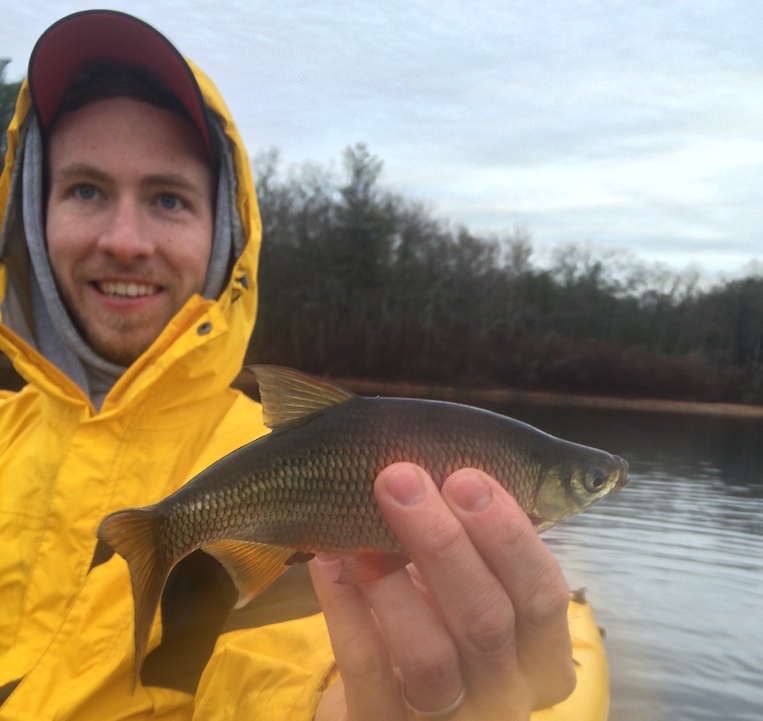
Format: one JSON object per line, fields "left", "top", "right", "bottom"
{"left": 0, "top": 10, "right": 599, "bottom": 721}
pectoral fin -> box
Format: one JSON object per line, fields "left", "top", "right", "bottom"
{"left": 203, "top": 540, "right": 310, "bottom": 608}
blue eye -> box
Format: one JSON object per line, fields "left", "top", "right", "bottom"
{"left": 159, "top": 194, "right": 182, "bottom": 210}
{"left": 76, "top": 184, "right": 97, "bottom": 200}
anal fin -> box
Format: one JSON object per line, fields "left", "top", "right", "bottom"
{"left": 203, "top": 540, "right": 301, "bottom": 608}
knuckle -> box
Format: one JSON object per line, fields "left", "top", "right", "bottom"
{"left": 558, "top": 660, "right": 578, "bottom": 699}
{"left": 533, "top": 658, "right": 577, "bottom": 710}
{"left": 524, "top": 567, "right": 570, "bottom": 627}
{"left": 334, "top": 635, "right": 391, "bottom": 683}
{"left": 493, "top": 508, "right": 538, "bottom": 560}
{"left": 419, "top": 515, "right": 467, "bottom": 558}
{"left": 402, "top": 644, "right": 459, "bottom": 689}
{"left": 496, "top": 495, "right": 536, "bottom": 542}
{"left": 464, "top": 593, "right": 516, "bottom": 656}
{"left": 397, "top": 641, "right": 460, "bottom": 694}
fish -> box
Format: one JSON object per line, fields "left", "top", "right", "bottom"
{"left": 97, "top": 364, "right": 629, "bottom": 686}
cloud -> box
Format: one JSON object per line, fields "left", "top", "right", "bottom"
{"left": 3, "top": 1, "right": 763, "bottom": 274}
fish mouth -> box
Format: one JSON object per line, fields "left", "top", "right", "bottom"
{"left": 614, "top": 457, "right": 630, "bottom": 491}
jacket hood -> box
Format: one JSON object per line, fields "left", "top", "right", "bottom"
{"left": 0, "top": 59, "right": 261, "bottom": 415}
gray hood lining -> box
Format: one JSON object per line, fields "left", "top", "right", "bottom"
{"left": 1, "top": 109, "right": 243, "bottom": 410}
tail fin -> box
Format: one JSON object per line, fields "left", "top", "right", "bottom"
{"left": 97, "top": 507, "right": 172, "bottom": 691}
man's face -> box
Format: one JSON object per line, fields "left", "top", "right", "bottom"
{"left": 46, "top": 96, "right": 214, "bottom": 366}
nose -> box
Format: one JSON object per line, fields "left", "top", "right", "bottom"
{"left": 96, "top": 197, "right": 155, "bottom": 262}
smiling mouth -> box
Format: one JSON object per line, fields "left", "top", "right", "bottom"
{"left": 96, "top": 281, "right": 160, "bottom": 299}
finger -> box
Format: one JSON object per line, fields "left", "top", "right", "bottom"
{"left": 441, "top": 469, "right": 576, "bottom": 708}
{"left": 356, "top": 561, "right": 463, "bottom": 715}
{"left": 309, "top": 554, "right": 406, "bottom": 721}
{"left": 375, "top": 464, "right": 523, "bottom": 711}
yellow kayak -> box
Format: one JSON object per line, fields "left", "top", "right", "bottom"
{"left": 535, "top": 591, "right": 610, "bottom": 721}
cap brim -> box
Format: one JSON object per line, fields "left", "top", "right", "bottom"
{"left": 29, "top": 10, "right": 212, "bottom": 154}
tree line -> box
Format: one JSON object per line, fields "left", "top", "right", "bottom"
{"left": 0, "top": 60, "right": 21, "bottom": 161}
{"left": 251, "top": 144, "right": 763, "bottom": 404}
{"left": 3, "top": 65, "right": 763, "bottom": 404}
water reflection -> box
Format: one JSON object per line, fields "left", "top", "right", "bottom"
{"left": 505, "top": 403, "right": 763, "bottom": 721}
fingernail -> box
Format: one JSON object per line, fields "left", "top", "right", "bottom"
{"left": 448, "top": 472, "right": 493, "bottom": 512}
{"left": 381, "top": 466, "right": 427, "bottom": 506}
{"left": 314, "top": 552, "right": 342, "bottom": 564}
{"left": 311, "top": 553, "right": 346, "bottom": 583}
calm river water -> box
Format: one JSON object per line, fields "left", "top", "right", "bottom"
{"left": 497, "top": 401, "right": 763, "bottom": 721}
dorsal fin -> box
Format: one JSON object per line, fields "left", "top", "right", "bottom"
{"left": 248, "top": 365, "right": 356, "bottom": 430}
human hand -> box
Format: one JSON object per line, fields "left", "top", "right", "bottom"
{"left": 310, "top": 462, "right": 576, "bottom": 721}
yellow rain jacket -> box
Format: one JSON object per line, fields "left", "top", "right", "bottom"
{"left": 0, "top": 62, "right": 334, "bottom": 720}
{"left": 0, "top": 60, "right": 608, "bottom": 721}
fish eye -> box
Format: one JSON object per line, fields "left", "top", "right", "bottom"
{"left": 584, "top": 467, "right": 607, "bottom": 493}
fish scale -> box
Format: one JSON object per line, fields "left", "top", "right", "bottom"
{"left": 97, "top": 365, "right": 629, "bottom": 688}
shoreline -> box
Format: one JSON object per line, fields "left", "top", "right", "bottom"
{"left": 331, "top": 378, "right": 763, "bottom": 418}
{"left": 236, "top": 372, "right": 763, "bottom": 419}
{"left": 3, "top": 362, "right": 762, "bottom": 418}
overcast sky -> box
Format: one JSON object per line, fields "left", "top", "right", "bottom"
{"left": 3, "top": 1, "right": 763, "bottom": 277}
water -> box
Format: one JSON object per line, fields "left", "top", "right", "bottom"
{"left": 498, "top": 402, "right": 763, "bottom": 721}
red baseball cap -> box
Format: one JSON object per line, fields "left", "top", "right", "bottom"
{"left": 28, "top": 9, "right": 214, "bottom": 155}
